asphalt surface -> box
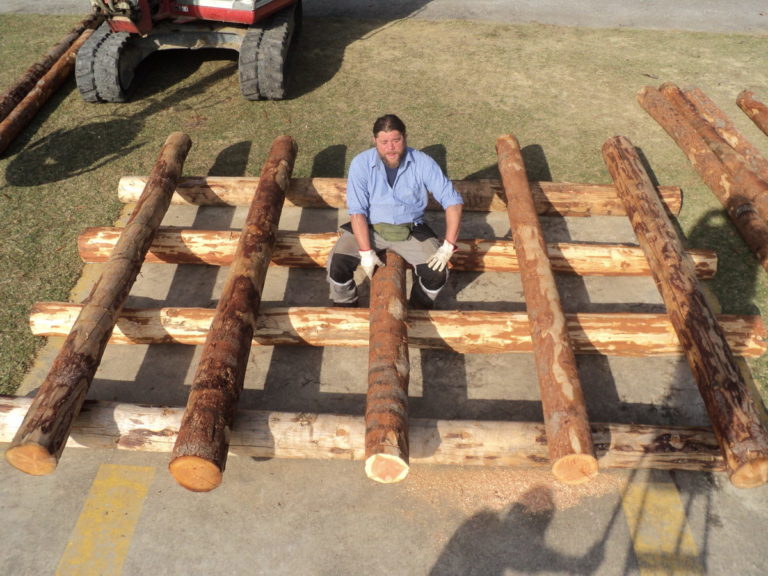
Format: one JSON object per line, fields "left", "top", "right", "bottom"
{"left": 2, "top": 2, "right": 768, "bottom": 575}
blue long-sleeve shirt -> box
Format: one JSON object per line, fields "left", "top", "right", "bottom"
{"left": 346, "top": 147, "right": 464, "bottom": 225}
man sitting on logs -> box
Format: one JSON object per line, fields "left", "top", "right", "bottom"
{"left": 327, "top": 114, "right": 464, "bottom": 309}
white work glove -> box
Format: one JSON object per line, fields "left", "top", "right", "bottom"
{"left": 427, "top": 240, "right": 456, "bottom": 272}
{"left": 359, "top": 249, "right": 385, "bottom": 279}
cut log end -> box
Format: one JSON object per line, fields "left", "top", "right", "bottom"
{"left": 168, "top": 455, "right": 223, "bottom": 492}
{"left": 729, "top": 457, "right": 768, "bottom": 489}
{"left": 365, "top": 453, "right": 410, "bottom": 484}
{"left": 4, "top": 443, "right": 58, "bottom": 476}
{"left": 551, "top": 453, "right": 599, "bottom": 485}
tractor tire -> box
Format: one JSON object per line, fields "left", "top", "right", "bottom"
{"left": 75, "top": 22, "right": 142, "bottom": 103}
{"left": 238, "top": 1, "right": 301, "bottom": 100}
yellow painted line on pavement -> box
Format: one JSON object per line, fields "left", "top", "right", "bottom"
{"left": 56, "top": 464, "right": 155, "bottom": 576}
{"left": 622, "top": 474, "right": 704, "bottom": 575}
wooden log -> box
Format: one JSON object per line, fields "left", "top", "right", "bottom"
{"left": 658, "top": 83, "right": 768, "bottom": 221}
{"left": 0, "top": 27, "right": 96, "bottom": 156}
{"left": 681, "top": 86, "right": 768, "bottom": 184}
{"left": 638, "top": 85, "right": 768, "bottom": 271}
{"left": 77, "top": 226, "right": 719, "bottom": 278}
{"left": 116, "top": 175, "right": 684, "bottom": 217}
{"left": 169, "top": 135, "right": 297, "bottom": 492}
{"left": 365, "top": 252, "right": 410, "bottom": 483}
{"left": 29, "top": 303, "right": 768, "bottom": 358}
{"left": 737, "top": 89, "right": 768, "bottom": 138}
{"left": 0, "top": 13, "right": 102, "bottom": 122}
{"left": 603, "top": 135, "right": 768, "bottom": 488}
{"left": 4, "top": 133, "right": 192, "bottom": 475}
{"left": 0, "top": 395, "right": 726, "bottom": 474}
{"left": 497, "top": 134, "right": 597, "bottom": 485}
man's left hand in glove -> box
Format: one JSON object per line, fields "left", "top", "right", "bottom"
{"left": 427, "top": 240, "right": 456, "bottom": 272}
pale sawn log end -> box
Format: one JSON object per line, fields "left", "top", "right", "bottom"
{"left": 551, "top": 453, "right": 599, "bottom": 485}
{"left": 365, "top": 453, "right": 410, "bottom": 484}
{"left": 5, "top": 442, "right": 58, "bottom": 476}
{"left": 729, "top": 457, "right": 768, "bottom": 489}
{"left": 168, "top": 455, "right": 223, "bottom": 492}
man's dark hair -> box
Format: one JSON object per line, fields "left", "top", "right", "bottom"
{"left": 373, "top": 114, "right": 406, "bottom": 137}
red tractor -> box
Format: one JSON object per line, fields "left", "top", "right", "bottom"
{"left": 76, "top": 0, "right": 301, "bottom": 102}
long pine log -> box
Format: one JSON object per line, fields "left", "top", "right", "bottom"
{"left": 4, "top": 132, "right": 192, "bottom": 475}
{"left": 0, "top": 14, "right": 102, "bottom": 122}
{"left": 169, "top": 135, "right": 297, "bottom": 492}
{"left": 0, "top": 396, "right": 726, "bottom": 473}
{"left": 365, "top": 252, "right": 410, "bottom": 483}
{"left": 77, "top": 226, "right": 718, "bottom": 278}
{"left": 658, "top": 83, "right": 768, "bottom": 222}
{"left": 116, "top": 175, "right": 684, "bottom": 216}
{"left": 0, "top": 26, "right": 96, "bottom": 156}
{"left": 638, "top": 85, "right": 768, "bottom": 271}
{"left": 737, "top": 90, "right": 768, "bottom": 137}
{"left": 30, "top": 303, "right": 768, "bottom": 358}
{"left": 497, "top": 134, "right": 597, "bottom": 484}
{"left": 603, "top": 135, "right": 768, "bottom": 488}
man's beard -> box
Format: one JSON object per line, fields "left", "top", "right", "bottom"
{"left": 380, "top": 150, "right": 404, "bottom": 169}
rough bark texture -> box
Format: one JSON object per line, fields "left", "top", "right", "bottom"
{"left": 169, "top": 135, "right": 297, "bottom": 492}
{"left": 0, "top": 396, "right": 726, "bottom": 474}
{"left": 603, "top": 135, "right": 768, "bottom": 488}
{"left": 497, "top": 134, "right": 597, "bottom": 484}
{"left": 4, "top": 133, "right": 192, "bottom": 475}
{"left": 30, "top": 303, "right": 767, "bottom": 358}
{"left": 0, "top": 14, "right": 102, "bottom": 122}
{"left": 0, "top": 27, "right": 96, "bottom": 156}
{"left": 117, "top": 175, "right": 684, "bottom": 216}
{"left": 658, "top": 83, "right": 768, "bottom": 221}
{"left": 78, "top": 226, "right": 718, "bottom": 278}
{"left": 638, "top": 85, "right": 768, "bottom": 270}
{"left": 737, "top": 89, "right": 768, "bottom": 138}
{"left": 364, "top": 252, "right": 410, "bottom": 483}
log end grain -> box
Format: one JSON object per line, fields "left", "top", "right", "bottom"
{"left": 168, "top": 455, "right": 223, "bottom": 492}
{"left": 729, "top": 457, "right": 768, "bottom": 489}
{"left": 4, "top": 442, "right": 58, "bottom": 476}
{"left": 365, "top": 453, "right": 410, "bottom": 484}
{"left": 551, "top": 453, "right": 599, "bottom": 485}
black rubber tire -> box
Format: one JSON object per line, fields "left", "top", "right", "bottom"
{"left": 239, "top": 27, "right": 265, "bottom": 100}
{"left": 257, "top": 4, "right": 298, "bottom": 100}
{"left": 75, "top": 22, "right": 112, "bottom": 103}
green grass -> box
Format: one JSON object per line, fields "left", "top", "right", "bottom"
{"left": 2, "top": 15, "right": 768, "bottom": 397}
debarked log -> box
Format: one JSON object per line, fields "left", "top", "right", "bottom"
{"left": 77, "top": 227, "right": 718, "bottom": 278}
{"left": 0, "top": 396, "right": 726, "bottom": 474}
{"left": 29, "top": 303, "right": 768, "bottom": 358}
{"left": 116, "top": 175, "right": 684, "bottom": 217}
{"left": 4, "top": 133, "right": 192, "bottom": 476}
{"left": 604, "top": 135, "right": 768, "bottom": 488}
{"left": 169, "top": 135, "right": 297, "bottom": 492}
{"left": 497, "top": 134, "right": 597, "bottom": 485}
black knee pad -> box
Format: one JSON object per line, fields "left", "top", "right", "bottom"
{"left": 329, "top": 253, "right": 360, "bottom": 284}
{"left": 415, "top": 263, "right": 446, "bottom": 291}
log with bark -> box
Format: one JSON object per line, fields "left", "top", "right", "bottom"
{"left": 737, "top": 89, "right": 768, "bottom": 137}
{"left": 497, "top": 134, "right": 598, "bottom": 485}
{"left": 0, "top": 13, "right": 103, "bottom": 123}
{"left": 4, "top": 133, "right": 192, "bottom": 475}
{"left": 658, "top": 83, "right": 768, "bottom": 222}
{"left": 603, "top": 135, "right": 768, "bottom": 488}
{"left": 365, "top": 252, "right": 410, "bottom": 483}
{"left": 638, "top": 85, "right": 768, "bottom": 270}
{"left": 0, "top": 26, "right": 97, "bottom": 156}
{"left": 169, "top": 135, "right": 297, "bottom": 492}
{"left": 0, "top": 395, "right": 727, "bottom": 474}
{"left": 77, "top": 226, "right": 718, "bottom": 278}
{"left": 116, "top": 175, "right": 684, "bottom": 217}
{"left": 30, "top": 302, "right": 768, "bottom": 357}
